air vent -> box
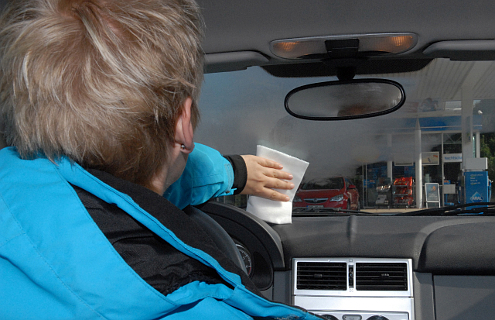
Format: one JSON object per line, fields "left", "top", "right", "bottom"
{"left": 355, "top": 262, "right": 408, "bottom": 291}
{"left": 296, "top": 262, "right": 347, "bottom": 290}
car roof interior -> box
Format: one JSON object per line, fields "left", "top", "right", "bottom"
{"left": 198, "top": 0, "right": 495, "bottom": 76}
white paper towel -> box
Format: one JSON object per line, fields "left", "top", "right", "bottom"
{"left": 245, "top": 145, "right": 309, "bottom": 224}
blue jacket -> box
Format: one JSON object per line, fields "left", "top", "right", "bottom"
{"left": 0, "top": 147, "right": 319, "bottom": 320}
{"left": 164, "top": 143, "right": 235, "bottom": 209}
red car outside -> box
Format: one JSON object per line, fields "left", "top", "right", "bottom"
{"left": 293, "top": 177, "right": 360, "bottom": 210}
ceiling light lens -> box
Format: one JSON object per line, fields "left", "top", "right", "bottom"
{"left": 271, "top": 40, "right": 327, "bottom": 59}
{"left": 271, "top": 33, "right": 417, "bottom": 59}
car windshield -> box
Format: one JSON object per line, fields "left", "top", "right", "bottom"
{"left": 195, "top": 58, "right": 495, "bottom": 215}
{"left": 301, "top": 178, "right": 344, "bottom": 190}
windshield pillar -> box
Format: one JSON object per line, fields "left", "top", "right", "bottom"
{"left": 387, "top": 134, "right": 393, "bottom": 183}
{"left": 461, "top": 85, "right": 474, "bottom": 169}
{"left": 415, "top": 120, "right": 423, "bottom": 208}
{"left": 475, "top": 132, "right": 481, "bottom": 158}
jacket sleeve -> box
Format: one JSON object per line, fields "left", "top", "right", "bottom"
{"left": 163, "top": 143, "right": 236, "bottom": 209}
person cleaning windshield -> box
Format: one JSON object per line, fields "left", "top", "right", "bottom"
{"left": 164, "top": 142, "right": 295, "bottom": 209}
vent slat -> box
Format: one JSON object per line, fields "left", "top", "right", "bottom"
{"left": 355, "top": 263, "right": 408, "bottom": 291}
{"left": 296, "top": 262, "right": 347, "bottom": 290}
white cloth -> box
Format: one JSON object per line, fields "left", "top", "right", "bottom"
{"left": 246, "top": 145, "right": 309, "bottom": 224}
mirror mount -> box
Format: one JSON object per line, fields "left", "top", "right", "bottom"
{"left": 336, "top": 66, "right": 356, "bottom": 81}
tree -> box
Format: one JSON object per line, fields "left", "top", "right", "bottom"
{"left": 480, "top": 132, "right": 495, "bottom": 183}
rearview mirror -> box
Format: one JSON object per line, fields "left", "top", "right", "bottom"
{"left": 285, "top": 79, "right": 405, "bottom": 121}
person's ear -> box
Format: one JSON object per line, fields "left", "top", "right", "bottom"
{"left": 174, "top": 97, "right": 195, "bottom": 154}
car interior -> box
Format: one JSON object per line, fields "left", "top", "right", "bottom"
{"left": 2, "top": 0, "right": 495, "bottom": 319}
{"left": 192, "top": 1, "right": 495, "bottom": 320}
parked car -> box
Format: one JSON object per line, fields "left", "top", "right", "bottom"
{"left": 294, "top": 177, "right": 360, "bottom": 210}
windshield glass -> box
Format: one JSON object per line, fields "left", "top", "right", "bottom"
{"left": 196, "top": 58, "right": 495, "bottom": 214}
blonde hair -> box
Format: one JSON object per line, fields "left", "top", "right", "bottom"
{"left": 0, "top": 0, "right": 203, "bottom": 187}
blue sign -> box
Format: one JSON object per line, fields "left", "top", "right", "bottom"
{"left": 465, "top": 171, "right": 489, "bottom": 205}
{"left": 394, "top": 115, "right": 482, "bottom": 133}
{"left": 443, "top": 153, "right": 462, "bottom": 163}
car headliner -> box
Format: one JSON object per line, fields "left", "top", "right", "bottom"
{"left": 197, "top": 0, "right": 495, "bottom": 73}
{"left": 0, "top": 0, "right": 493, "bottom": 72}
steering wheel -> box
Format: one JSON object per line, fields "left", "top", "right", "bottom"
{"left": 184, "top": 205, "right": 247, "bottom": 274}
{"left": 186, "top": 201, "right": 286, "bottom": 292}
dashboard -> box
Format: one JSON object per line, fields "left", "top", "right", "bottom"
{"left": 199, "top": 201, "right": 495, "bottom": 320}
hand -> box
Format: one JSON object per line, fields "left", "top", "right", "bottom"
{"left": 240, "top": 155, "right": 294, "bottom": 202}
